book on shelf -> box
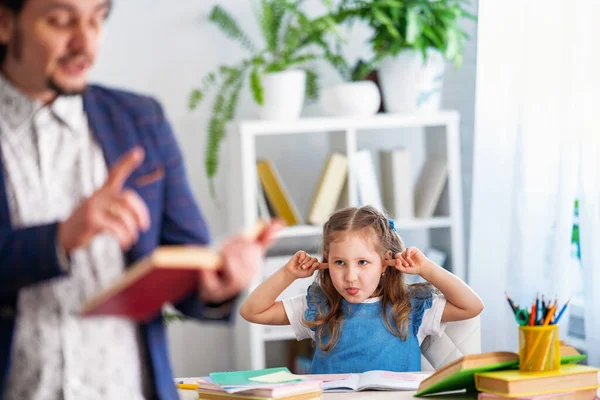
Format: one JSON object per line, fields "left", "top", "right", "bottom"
{"left": 82, "top": 222, "right": 269, "bottom": 322}
{"left": 336, "top": 180, "right": 349, "bottom": 210}
{"left": 318, "top": 370, "right": 431, "bottom": 392}
{"left": 307, "top": 153, "right": 348, "bottom": 226}
{"left": 414, "top": 156, "right": 448, "bottom": 218}
{"left": 474, "top": 364, "right": 599, "bottom": 398}
{"left": 352, "top": 150, "right": 384, "bottom": 211}
{"left": 380, "top": 148, "right": 414, "bottom": 219}
{"left": 256, "top": 178, "right": 273, "bottom": 221}
{"left": 257, "top": 159, "right": 302, "bottom": 226}
{"left": 415, "top": 346, "right": 588, "bottom": 397}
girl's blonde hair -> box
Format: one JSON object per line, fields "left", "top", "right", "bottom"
{"left": 303, "top": 206, "right": 433, "bottom": 352}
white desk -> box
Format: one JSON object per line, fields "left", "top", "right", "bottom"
{"left": 178, "top": 388, "right": 478, "bottom": 400}
{"left": 179, "top": 390, "right": 415, "bottom": 399}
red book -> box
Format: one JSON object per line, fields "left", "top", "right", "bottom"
{"left": 82, "top": 221, "right": 270, "bottom": 322}
{"left": 81, "top": 246, "right": 223, "bottom": 322}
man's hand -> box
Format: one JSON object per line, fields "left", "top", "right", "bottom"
{"left": 197, "top": 220, "right": 284, "bottom": 304}
{"left": 57, "top": 147, "right": 151, "bottom": 253}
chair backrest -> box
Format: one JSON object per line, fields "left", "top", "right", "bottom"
{"left": 420, "top": 315, "right": 481, "bottom": 371}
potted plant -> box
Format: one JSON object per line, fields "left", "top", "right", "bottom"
{"left": 319, "top": 58, "right": 383, "bottom": 117}
{"left": 332, "top": 0, "right": 476, "bottom": 113}
{"left": 189, "top": 1, "right": 342, "bottom": 192}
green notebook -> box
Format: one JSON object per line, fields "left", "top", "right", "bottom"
{"left": 210, "top": 367, "right": 301, "bottom": 386}
{"left": 415, "top": 351, "right": 587, "bottom": 397}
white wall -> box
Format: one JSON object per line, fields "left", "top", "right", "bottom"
{"left": 90, "top": 0, "right": 478, "bottom": 376}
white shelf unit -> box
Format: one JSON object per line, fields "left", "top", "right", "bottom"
{"left": 226, "top": 111, "right": 465, "bottom": 371}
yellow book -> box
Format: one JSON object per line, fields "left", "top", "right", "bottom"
{"left": 475, "top": 364, "right": 600, "bottom": 398}
{"left": 307, "top": 153, "right": 348, "bottom": 226}
{"left": 257, "top": 159, "right": 302, "bottom": 226}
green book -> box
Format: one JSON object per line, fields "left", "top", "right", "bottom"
{"left": 210, "top": 367, "right": 301, "bottom": 386}
{"left": 415, "top": 350, "right": 587, "bottom": 397}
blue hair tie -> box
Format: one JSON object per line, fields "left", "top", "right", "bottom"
{"left": 388, "top": 218, "right": 396, "bottom": 232}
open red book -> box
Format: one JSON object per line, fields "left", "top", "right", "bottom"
{"left": 82, "top": 221, "right": 270, "bottom": 322}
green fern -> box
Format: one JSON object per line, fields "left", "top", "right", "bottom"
{"left": 188, "top": 72, "right": 217, "bottom": 110}
{"left": 305, "top": 69, "right": 319, "bottom": 101}
{"left": 192, "top": 1, "right": 349, "bottom": 191}
{"left": 250, "top": 66, "right": 264, "bottom": 105}
{"left": 204, "top": 66, "right": 246, "bottom": 195}
{"left": 209, "top": 5, "right": 256, "bottom": 52}
{"left": 258, "top": 0, "right": 287, "bottom": 53}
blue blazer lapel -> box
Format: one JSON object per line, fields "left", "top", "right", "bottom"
{"left": 82, "top": 87, "right": 153, "bottom": 264}
{"left": 82, "top": 86, "right": 136, "bottom": 171}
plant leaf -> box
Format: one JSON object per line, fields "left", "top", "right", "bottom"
{"left": 422, "top": 26, "right": 445, "bottom": 49}
{"left": 258, "top": 0, "right": 277, "bottom": 53}
{"left": 445, "top": 28, "right": 461, "bottom": 62}
{"left": 406, "top": 5, "right": 423, "bottom": 44}
{"left": 373, "top": 8, "right": 400, "bottom": 39}
{"left": 250, "top": 66, "right": 264, "bottom": 105}
{"left": 188, "top": 89, "right": 203, "bottom": 110}
{"left": 209, "top": 5, "right": 255, "bottom": 52}
{"left": 205, "top": 91, "right": 226, "bottom": 181}
{"left": 225, "top": 75, "right": 245, "bottom": 120}
{"left": 305, "top": 69, "right": 319, "bottom": 101}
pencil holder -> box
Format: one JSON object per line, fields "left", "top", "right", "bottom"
{"left": 518, "top": 325, "right": 560, "bottom": 372}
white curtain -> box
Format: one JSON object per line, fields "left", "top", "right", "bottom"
{"left": 469, "top": 0, "right": 598, "bottom": 358}
{"left": 575, "top": 2, "right": 600, "bottom": 367}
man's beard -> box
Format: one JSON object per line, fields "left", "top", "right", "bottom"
{"left": 46, "top": 76, "right": 87, "bottom": 96}
{"left": 46, "top": 52, "right": 92, "bottom": 96}
{"left": 13, "top": 23, "right": 89, "bottom": 96}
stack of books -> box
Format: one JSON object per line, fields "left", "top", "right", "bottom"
{"left": 474, "top": 364, "right": 599, "bottom": 400}
{"left": 414, "top": 345, "right": 599, "bottom": 400}
{"left": 189, "top": 368, "right": 323, "bottom": 400}
{"left": 181, "top": 367, "right": 432, "bottom": 399}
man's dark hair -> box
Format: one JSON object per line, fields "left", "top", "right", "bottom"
{"left": 0, "top": 0, "right": 26, "bottom": 65}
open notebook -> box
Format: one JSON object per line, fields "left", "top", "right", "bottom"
{"left": 321, "top": 370, "right": 431, "bottom": 392}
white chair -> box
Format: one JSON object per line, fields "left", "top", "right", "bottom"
{"left": 420, "top": 315, "right": 481, "bottom": 371}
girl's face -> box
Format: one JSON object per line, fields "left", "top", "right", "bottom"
{"left": 326, "top": 230, "right": 386, "bottom": 303}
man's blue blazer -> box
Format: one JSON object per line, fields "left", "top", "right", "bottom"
{"left": 0, "top": 85, "right": 229, "bottom": 399}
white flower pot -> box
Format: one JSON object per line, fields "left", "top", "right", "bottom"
{"left": 320, "top": 81, "right": 381, "bottom": 117}
{"left": 258, "top": 70, "right": 306, "bottom": 120}
{"left": 378, "top": 49, "right": 445, "bottom": 113}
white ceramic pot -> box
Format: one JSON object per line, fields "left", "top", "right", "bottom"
{"left": 258, "top": 70, "right": 306, "bottom": 120}
{"left": 378, "top": 49, "right": 445, "bottom": 113}
{"left": 320, "top": 81, "right": 381, "bottom": 117}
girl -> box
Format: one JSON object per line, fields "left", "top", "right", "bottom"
{"left": 240, "top": 206, "right": 484, "bottom": 373}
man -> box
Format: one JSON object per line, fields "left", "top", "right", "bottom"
{"left": 0, "top": 0, "right": 281, "bottom": 398}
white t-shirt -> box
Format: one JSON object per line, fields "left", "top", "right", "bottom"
{"left": 282, "top": 294, "right": 447, "bottom": 345}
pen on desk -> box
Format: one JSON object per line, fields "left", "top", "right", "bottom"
{"left": 176, "top": 383, "right": 199, "bottom": 390}
{"left": 553, "top": 298, "right": 571, "bottom": 324}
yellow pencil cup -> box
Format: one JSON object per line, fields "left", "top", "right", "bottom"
{"left": 519, "top": 325, "right": 560, "bottom": 373}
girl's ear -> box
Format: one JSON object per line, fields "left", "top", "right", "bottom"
{"left": 383, "top": 250, "right": 394, "bottom": 269}
{"left": 322, "top": 252, "right": 328, "bottom": 263}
